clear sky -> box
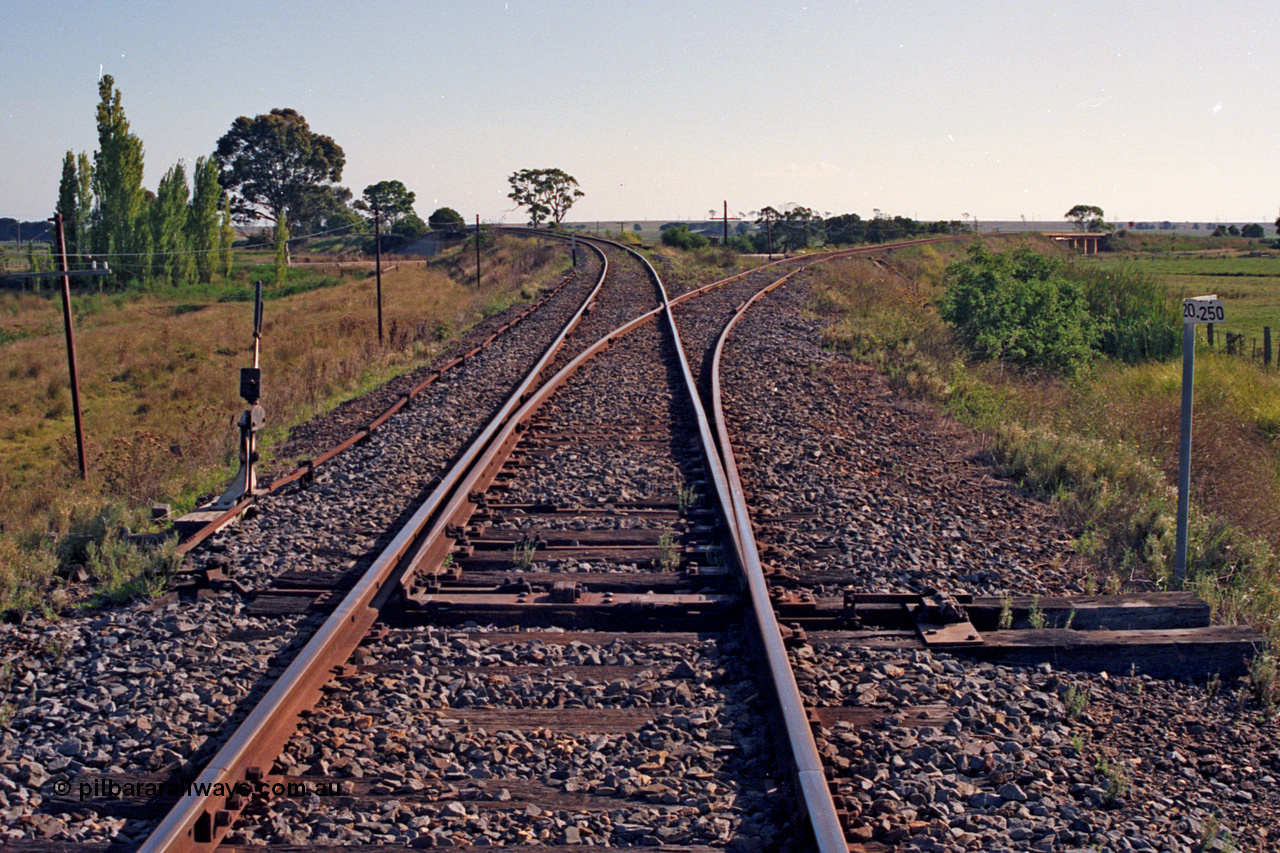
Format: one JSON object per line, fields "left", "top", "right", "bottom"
{"left": 2, "top": 1, "right": 1277, "bottom": 228}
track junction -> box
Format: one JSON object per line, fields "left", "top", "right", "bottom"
{"left": 1, "top": 232, "right": 1272, "bottom": 853}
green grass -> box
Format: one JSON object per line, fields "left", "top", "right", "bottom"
{"left": 1079, "top": 250, "right": 1280, "bottom": 350}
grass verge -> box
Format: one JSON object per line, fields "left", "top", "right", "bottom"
{"left": 811, "top": 237, "right": 1280, "bottom": 685}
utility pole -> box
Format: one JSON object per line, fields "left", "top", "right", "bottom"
{"left": 51, "top": 214, "right": 88, "bottom": 480}
{"left": 373, "top": 198, "right": 384, "bottom": 346}
{"left": 475, "top": 215, "right": 481, "bottom": 289}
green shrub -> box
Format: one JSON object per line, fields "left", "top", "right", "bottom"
{"left": 941, "top": 243, "right": 1181, "bottom": 374}
{"left": 661, "top": 225, "right": 709, "bottom": 250}
{"left": 1074, "top": 264, "right": 1180, "bottom": 363}
{"left": 941, "top": 244, "right": 1098, "bottom": 374}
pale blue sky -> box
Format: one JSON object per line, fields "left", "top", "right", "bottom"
{"left": 2, "top": 1, "right": 1277, "bottom": 227}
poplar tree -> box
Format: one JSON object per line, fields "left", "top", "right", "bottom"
{"left": 274, "top": 219, "right": 289, "bottom": 287}
{"left": 54, "top": 151, "right": 96, "bottom": 263}
{"left": 153, "top": 162, "right": 191, "bottom": 286}
{"left": 188, "top": 156, "right": 221, "bottom": 283}
{"left": 92, "top": 74, "right": 146, "bottom": 282}
{"left": 75, "top": 153, "right": 93, "bottom": 260}
{"left": 219, "top": 202, "right": 235, "bottom": 277}
{"left": 56, "top": 152, "right": 81, "bottom": 257}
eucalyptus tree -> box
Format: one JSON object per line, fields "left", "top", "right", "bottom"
{"left": 355, "top": 180, "right": 417, "bottom": 230}
{"left": 215, "top": 108, "right": 345, "bottom": 234}
{"left": 1065, "top": 204, "right": 1106, "bottom": 232}
{"left": 507, "top": 168, "right": 583, "bottom": 227}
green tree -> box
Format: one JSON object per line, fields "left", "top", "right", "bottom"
{"left": 777, "top": 205, "right": 821, "bottom": 251}
{"left": 507, "top": 168, "right": 583, "bottom": 227}
{"left": 152, "top": 162, "right": 192, "bottom": 286}
{"left": 292, "top": 185, "right": 360, "bottom": 237}
{"left": 1242, "top": 223, "right": 1265, "bottom": 239}
{"left": 55, "top": 152, "right": 88, "bottom": 260}
{"left": 392, "top": 213, "right": 427, "bottom": 238}
{"left": 219, "top": 201, "right": 235, "bottom": 277}
{"left": 215, "top": 108, "right": 345, "bottom": 233}
{"left": 660, "top": 224, "right": 709, "bottom": 250}
{"left": 274, "top": 218, "right": 289, "bottom": 287}
{"left": 428, "top": 206, "right": 466, "bottom": 232}
{"left": 824, "top": 213, "right": 866, "bottom": 245}
{"left": 74, "top": 152, "right": 93, "bottom": 260}
{"left": 91, "top": 75, "right": 146, "bottom": 280}
{"left": 188, "top": 156, "right": 222, "bottom": 283}
{"left": 1065, "top": 204, "right": 1106, "bottom": 232}
{"left": 355, "top": 180, "right": 417, "bottom": 230}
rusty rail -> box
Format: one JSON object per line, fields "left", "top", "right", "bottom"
{"left": 138, "top": 239, "right": 613, "bottom": 853}
{"left": 146, "top": 232, "right": 944, "bottom": 852}
{"left": 174, "top": 257, "right": 588, "bottom": 556}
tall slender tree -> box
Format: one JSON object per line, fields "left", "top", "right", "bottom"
{"left": 55, "top": 151, "right": 97, "bottom": 263}
{"left": 91, "top": 75, "right": 146, "bottom": 282}
{"left": 56, "top": 152, "right": 82, "bottom": 257}
{"left": 188, "top": 155, "right": 222, "bottom": 283}
{"left": 75, "top": 152, "right": 93, "bottom": 261}
{"left": 153, "top": 163, "right": 191, "bottom": 286}
{"left": 219, "top": 200, "right": 235, "bottom": 277}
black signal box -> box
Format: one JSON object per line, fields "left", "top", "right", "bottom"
{"left": 240, "top": 368, "right": 262, "bottom": 404}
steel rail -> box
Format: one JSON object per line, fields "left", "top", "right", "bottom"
{"left": 146, "top": 231, "right": 920, "bottom": 851}
{"left": 173, "top": 260, "right": 585, "bottom": 556}
{"left": 704, "top": 264, "right": 852, "bottom": 852}
{"left": 138, "top": 239, "right": 614, "bottom": 853}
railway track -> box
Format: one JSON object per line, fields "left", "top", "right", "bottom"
{"left": 123, "top": 234, "right": 839, "bottom": 853}
{"left": 4, "top": 233, "right": 1272, "bottom": 852}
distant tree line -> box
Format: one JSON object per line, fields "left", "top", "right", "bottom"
{"left": 658, "top": 206, "right": 970, "bottom": 254}
{"left": 0, "top": 219, "right": 52, "bottom": 243}
{"left": 51, "top": 76, "right": 463, "bottom": 289}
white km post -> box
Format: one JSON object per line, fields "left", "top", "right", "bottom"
{"left": 1175, "top": 294, "right": 1224, "bottom": 581}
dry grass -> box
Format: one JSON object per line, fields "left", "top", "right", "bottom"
{"left": 812, "top": 236, "right": 1280, "bottom": 642}
{"left": 0, "top": 235, "right": 568, "bottom": 610}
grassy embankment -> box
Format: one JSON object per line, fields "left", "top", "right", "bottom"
{"left": 0, "top": 234, "right": 569, "bottom": 612}
{"left": 811, "top": 235, "right": 1280, "bottom": 686}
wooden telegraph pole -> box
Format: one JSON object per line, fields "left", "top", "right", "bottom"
{"left": 373, "top": 198, "right": 384, "bottom": 346}
{"left": 52, "top": 214, "right": 87, "bottom": 479}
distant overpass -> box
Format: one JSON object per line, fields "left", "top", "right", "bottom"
{"left": 1042, "top": 232, "right": 1104, "bottom": 254}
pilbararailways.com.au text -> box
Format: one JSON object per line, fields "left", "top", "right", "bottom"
{"left": 53, "top": 778, "right": 343, "bottom": 801}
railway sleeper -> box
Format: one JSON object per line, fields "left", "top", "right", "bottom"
{"left": 394, "top": 589, "right": 741, "bottom": 630}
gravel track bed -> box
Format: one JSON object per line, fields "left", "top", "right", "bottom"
{"left": 671, "top": 267, "right": 797, "bottom": 401}
{"left": 505, "top": 322, "right": 689, "bottom": 513}
{"left": 534, "top": 244, "right": 662, "bottom": 385}
{"left": 0, "top": 253, "right": 611, "bottom": 847}
{"left": 224, "top": 628, "right": 789, "bottom": 850}
{"left": 720, "top": 278, "right": 1083, "bottom": 597}
{"left": 796, "top": 644, "right": 1279, "bottom": 851}
{"left": 721, "top": 273, "right": 1280, "bottom": 850}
